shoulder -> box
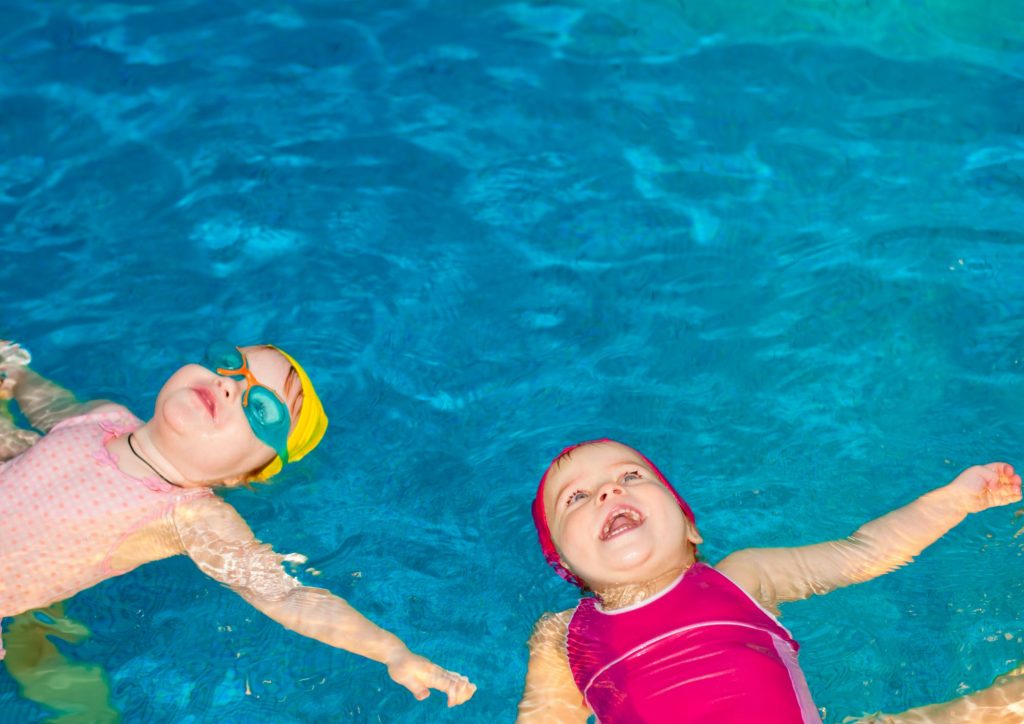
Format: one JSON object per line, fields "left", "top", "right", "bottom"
{"left": 714, "top": 547, "right": 762, "bottom": 581}
{"left": 526, "top": 609, "right": 578, "bottom": 675}
{"left": 528, "top": 608, "right": 575, "bottom": 648}
{"left": 715, "top": 548, "right": 781, "bottom": 614}
{"left": 84, "top": 401, "right": 133, "bottom": 417}
{"left": 172, "top": 495, "right": 255, "bottom": 544}
{"left": 47, "top": 402, "right": 137, "bottom": 432}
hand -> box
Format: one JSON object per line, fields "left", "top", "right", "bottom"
{"left": 0, "top": 341, "right": 31, "bottom": 396}
{"left": 948, "top": 463, "right": 1022, "bottom": 514}
{"left": 0, "top": 340, "right": 31, "bottom": 368}
{"left": 385, "top": 648, "right": 476, "bottom": 707}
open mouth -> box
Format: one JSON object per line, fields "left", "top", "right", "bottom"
{"left": 193, "top": 387, "right": 216, "bottom": 418}
{"left": 600, "top": 506, "right": 645, "bottom": 541}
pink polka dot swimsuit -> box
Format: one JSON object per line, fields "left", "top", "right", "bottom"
{"left": 0, "top": 408, "right": 212, "bottom": 659}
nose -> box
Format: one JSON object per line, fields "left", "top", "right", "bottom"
{"left": 597, "top": 481, "right": 623, "bottom": 503}
{"left": 214, "top": 375, "right": 241, "bottom": 401}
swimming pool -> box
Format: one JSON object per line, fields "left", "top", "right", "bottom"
{"left": 1, "top": 0, "right": 1023, "bottom": 720}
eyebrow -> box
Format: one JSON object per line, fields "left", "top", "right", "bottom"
{"left": 551, "top": 475, "right": 581, "bottom": 510}
{"left": 549, "top": 459, "right": 645, "bottom": 509}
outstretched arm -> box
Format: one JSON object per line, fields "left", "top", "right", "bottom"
{"left": 517, "top": 610, "right": 591, "bottom": 723}
{"left": 0, "top": 372, "right": 40, "bottom": 459}
{"left": 0, "top": 414, "right": 39, "bottom": 460}
{"left": 854, "top": 664, "right": 1024, "bottom": 722}
{"left": 173, "top": 496, "right": 475, "bottom": 707}
{"left": 718, "top": 463, "right": 1022, "bottom": 612}
{"left": 0, "top": 341, "right": 106, "bottom": 432}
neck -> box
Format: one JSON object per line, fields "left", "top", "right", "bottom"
{"left": 592, "top": 560, "right": 696, "bottom": 610}
{"left": 116, "top": 424, "right": 190, "bottom": 487}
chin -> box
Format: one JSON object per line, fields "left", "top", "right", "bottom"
{"left": 598, "top": 555, "right": 654, "bottom": 583}
{"left": 156, "top": 400, "right": 194, "bottom": 436}
{"left": 607, "top": 537, "right": 659, "bottom": 565}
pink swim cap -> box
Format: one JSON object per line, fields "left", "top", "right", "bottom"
{"left": 532, "top": 438, "right": 696, "bottom": 589}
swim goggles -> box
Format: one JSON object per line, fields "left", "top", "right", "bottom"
{"left": 202, "top": 342, "right": 290, "bottom": 463}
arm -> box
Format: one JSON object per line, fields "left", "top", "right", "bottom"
{"left": 857, "top": 665, "right": 1024, "bottom": 723}
{"left": 173, "top": 497, "right": 475, "bottom": 707}
{"left": 0, "top": 342, "right": 107, "bottom": 432}
{"left": 516, "top": 610, "right": 591, "bottom": 723}
{"left": 0, "top": 418, "right": 40, "bottom": 461}
{"left": 0, "top": 375, "right": 39, "bottom": 459}
{"left": 717, "top": 463, "right": 1022, "bottom": 612}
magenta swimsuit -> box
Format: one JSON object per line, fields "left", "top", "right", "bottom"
{"left": 566, "top": 562, "right": 821, "bottom": 723}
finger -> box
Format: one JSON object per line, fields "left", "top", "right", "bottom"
{"left": 430, "top": 668, "right": 467, "bottom": 706}
{"left": 457, "top": 679, "right": 477, "bottom": 706}
{"left": 442, "top": 674, "right": 476, "bottom": 707}
{"left": 996, "top": 480, "right": 1021, "bottom": 496}
{"left": 448, "top": 685, "right": 476, "bottom": 707}
{"left": 405, "top": 681, "right": 430, "bottom": 701}
{"left": 449, "top": 674, "right": 474, "bottom": 706}
{"left": 997, "top": 494, "right": 1022, "bottom": 509}
{"left": 395, "top": 664, "right": 435, "bottom": 702}
{"left": 987, "top": 462, "right": 1013, "bottom": 479}
{"left": 998, "top": 474, "right": 1022, "bottom": 495}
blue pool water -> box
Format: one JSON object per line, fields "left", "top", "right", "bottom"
{"left": 1, "top": 1, "right": 1023, "bottom": 721}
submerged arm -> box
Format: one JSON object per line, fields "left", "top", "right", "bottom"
{"left": 0, "top": 341, "right": 108, "bottom": 432}
{"left": 173, "top": 496, "right": 475, "bottom": 707}
{"left": 718, "top": 463, "right": 1022, "bottom": 611}
{"left": 0, "top": 409, "right": 39, "bottom": 460}
{"left": 517, "top": 610, "right": 591, "bottom": 723}
{"left": 7, "top": 367, "right": 100, "bottom": 432}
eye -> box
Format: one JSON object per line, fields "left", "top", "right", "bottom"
{"left": 622, "top": 470, "right": 641, "bottom": 483}
{"left": 249, "top": 395, "right": 271, "bottom": 423}
{"left": 248, "top": 390, "right": 286, "bottom": 426}
{"left": 566, "top": 490, "right": 589, "bottom": 507}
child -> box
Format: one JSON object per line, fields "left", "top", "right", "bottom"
{"left": 518, "top": 438, "right": 1023, "bottom": 723}
{"left": 0, "top": 340, "right": 475, "bottom": 711}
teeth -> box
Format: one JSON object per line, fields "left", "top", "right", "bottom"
{"left": 602, "top": 509, "right": 642, "bottom": 538}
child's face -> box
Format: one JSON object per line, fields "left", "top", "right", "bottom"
{"left": 152, "top": 346, "right": 302, "bottom": 483}
{"left": 544, "top": 441, "right": 701, "bottom": 590}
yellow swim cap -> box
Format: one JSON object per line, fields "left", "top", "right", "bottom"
{"left": 253, "top": 346, "right": 328, "bottom": 481}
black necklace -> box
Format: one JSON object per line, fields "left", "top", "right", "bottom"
{"left": 126, "top": 433, "right": 184, "bottom": 488}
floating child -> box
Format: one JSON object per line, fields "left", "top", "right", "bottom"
{"left": 0, "top": 340, "right": 475, "bottom": 714}
{"left": 518, "top": 438, "right": 1023, "bottom": 723}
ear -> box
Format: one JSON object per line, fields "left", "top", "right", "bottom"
{"left": 555, "top": 549, "right": 579, "bottom": 578}
{"left": 554, "top": 552, "right": 574, "bottom": 574}
{"left": 686, "top": 525, "right": 703, "bottom": 547}
{"left": 218, "top": 475, "right": 249, "bottom": 489}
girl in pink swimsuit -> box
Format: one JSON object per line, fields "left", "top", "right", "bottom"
{"left": 518, "top": 438, "right": 1024, "bottom": 723}
{"left": 0, "top": 341, "right": 474, "bottom": 717}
